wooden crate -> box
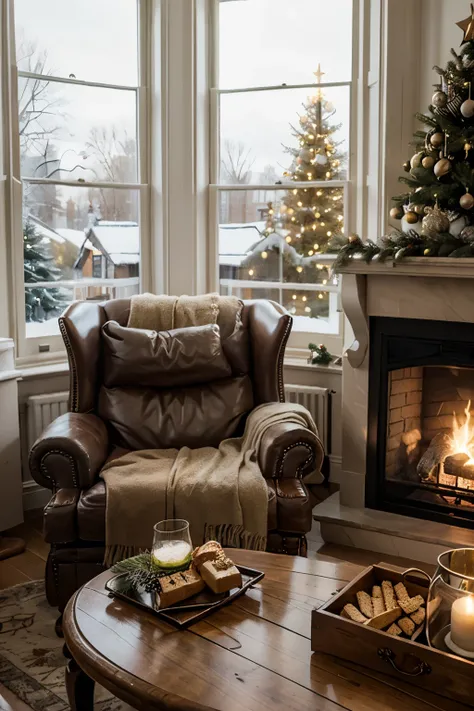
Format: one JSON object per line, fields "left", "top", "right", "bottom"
{"left": 312, "top": 563, "right": 474, "bottom": 708}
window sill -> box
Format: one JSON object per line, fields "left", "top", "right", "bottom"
{"left": 284, "top": 355, "right": 342, "bottom": 375}
{"left": 19, "top": 360, "right": 69, "bottom": 381}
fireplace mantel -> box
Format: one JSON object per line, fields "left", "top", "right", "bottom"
{"left": 337, "top": 256, "right": 474, "bottom": 279}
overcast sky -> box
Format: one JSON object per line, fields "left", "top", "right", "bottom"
{"left": 15, "top": 0, "right": 352, "bottom": 182}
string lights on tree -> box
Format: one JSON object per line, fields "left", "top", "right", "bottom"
{"left": 243, "top": 65, "right": 346, "bottom": 319}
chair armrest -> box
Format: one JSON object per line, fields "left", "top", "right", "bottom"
{"left": 29, "top": 412, "right": 108, "bottom": 490}
{"left": 257, "top": 421, "right": 324, "bottom": 480}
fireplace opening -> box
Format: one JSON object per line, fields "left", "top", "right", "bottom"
{"left": 367, "top": 317, "right": 474, "bottom": 526}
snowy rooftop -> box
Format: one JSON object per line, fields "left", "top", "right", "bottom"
{"left": 219, "top": 222, "right": 264, "bottom": 266}
{"left": 75, "top": 222, "right": 141, "bottom": 266}
{"left": 27, "top": 215, "right": 83, "bottom": 251}
{"left": 55, "top": 228, "right": 87, "bottom": 249}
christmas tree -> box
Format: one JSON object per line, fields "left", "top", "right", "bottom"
{"left": 24, "top": 221, "right": 70, "bottom": 322}
{"left": 277, "top": 64, "right": 345, "bottom": 259}
{"left": 242, "top": 66, "right": 345, "bottom": 319}
{"left": 389, "top": 5, "right": 474, "bottom": 246}
{"left": 333, "top": 5, "right": 474, "bottom": 266}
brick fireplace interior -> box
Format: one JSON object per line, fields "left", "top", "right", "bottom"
{"left": 367, "top": 316, "right": 474, "bottom": 526}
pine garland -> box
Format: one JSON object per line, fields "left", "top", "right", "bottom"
{"left": 330, "top": 229, "right": 474, "bottom": 271}
{"left": 112, "top": 553, "right": 191, "bottom": 592}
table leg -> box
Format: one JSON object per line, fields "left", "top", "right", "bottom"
{"left": 66, "top": 657, "right": 95, "bottom": 711}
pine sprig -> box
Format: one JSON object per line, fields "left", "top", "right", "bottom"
{"left": 112, "top": 553, "right": 191, "bottom": 593}
{"left": 331, "top": 227, "right": 474, "bottom": 270}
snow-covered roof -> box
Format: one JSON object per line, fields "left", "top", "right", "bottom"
{"left": 109, "top": 253, "right": 140, "bottom": 266}
{"left": 55, "top": 228, "right": 87, "bottom": 249}
{"left": 90, "top": 223, "right": 140, "bottom": 259}
{"left": 219, "top": 222, "right": 264, "bottom": 266}
{"left": 74, "top": 222, "right": 140, "bottom": 266}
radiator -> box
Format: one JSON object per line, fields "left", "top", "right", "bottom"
{"left": 26, "top": 391, "right": 69, "bottom": 449}
{"left": 284, "top": 384, "right": 330, "bottom": 451}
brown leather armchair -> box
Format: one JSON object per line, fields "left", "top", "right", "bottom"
{"left": 30, "top": 298, "right": 324, "bottom": 612}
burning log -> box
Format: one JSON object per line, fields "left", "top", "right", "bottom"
{"left": 444, "top": 454, "right": 474, "bottom": 483}
{"left": 416, "top": 432, "right": 453, "bottom": 480}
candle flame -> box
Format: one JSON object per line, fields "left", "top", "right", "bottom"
{"left": 451, "top": 400, "right": 474, "bottom": 466}
{"left": 467, "top": 596, "right": 474, "bottom": 613}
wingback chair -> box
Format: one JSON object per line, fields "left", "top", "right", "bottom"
{"left": 29, "top": 298, "right": 325, "bottom": 612}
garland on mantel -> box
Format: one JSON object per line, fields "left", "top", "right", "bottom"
{"left": 329, "top": 228, "right": 474, "bottom": 272}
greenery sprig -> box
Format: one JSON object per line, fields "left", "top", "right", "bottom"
{"left": 112, "top": 553, "right": 191, "bottom": 593}
{"left": 329, "top": 229, "right": 474, "bottom": 271}
{"left": 308, "top": 343, "right": 333, "bottom": 365}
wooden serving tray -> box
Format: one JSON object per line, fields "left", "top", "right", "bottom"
{"left": 105, "top": 564, "right": 264, "bottom": 629}
{"left": 312, "top": 563, "right": 474, "bottom": 708}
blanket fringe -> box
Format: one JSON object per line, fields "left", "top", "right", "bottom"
{"left": 204, "top": 523, "right": 266, "bottom": 552}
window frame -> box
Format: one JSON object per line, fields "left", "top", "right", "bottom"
{"left": 209, "top": 0, "right": 360, "bottom": 354}
{"left": 5, "top": 0, "right": 152, "bottom": 366}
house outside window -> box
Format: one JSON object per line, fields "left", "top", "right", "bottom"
{"left": 211, "top": 0, "right": 356, "bottom": 350}
{"left": 7, "top": 0, "right": 149, "bottom": 360}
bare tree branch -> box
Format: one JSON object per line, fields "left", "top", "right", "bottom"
{"left": 220, "top": 140, "right": 255, "bottom": 184}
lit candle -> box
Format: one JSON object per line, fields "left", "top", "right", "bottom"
{"left": 451, "top": 595, "right": 474, "bottom": 652}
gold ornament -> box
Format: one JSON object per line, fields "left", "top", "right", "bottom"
{"left": 432, "top": 91, "right": 448, "bottom": 108}
{"left": 424, "top": 248, "right": 431, "bottom": 256}
{"left": 461, "top": 99, "right": 474, "bottom": 118}
{"left": 465, "top": 142, "right": 473, "bottom": 158}
{"left": 348, "top": 233, "right": 359, "bottom": 243}
{"left": 421, "top": 205, "right": 450, "bottom": 237}
{"left": 457, "top": 3, "right": 474, "bottom": 44}
{"left": 430, "top": 132, "right": 444, "bottom": 148}
{"left": 390, "top": 206, "right": 403, "bottom": 220}
{"left": 460, "top": 190, "right": 474, "bottom": 209}
{"left": 410, "top": 152, "right": 424, "bottom": 170}
{"left": 403, "top": 160, "right": 410, "bottom": 172}
{"left": 422, "top": 156, "right": 435, "bottom": 169}
{"left": 414, "top": 204, "right": 425, "bottom": 215}
{"left": 434, "top": 158, "right": 451, "bottom": 178}
{"left": 405, "top": 211, "right": 418, "bottom": 224}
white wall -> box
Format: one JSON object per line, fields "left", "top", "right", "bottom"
{"left": 420, "top": 0, "right": 467, "bottom": 111}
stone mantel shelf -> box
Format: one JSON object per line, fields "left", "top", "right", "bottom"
{"left": 337, "top": 256, "right": 474, "bottom": 279}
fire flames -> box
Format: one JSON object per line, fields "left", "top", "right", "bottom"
{"left": 451, "top": 400, "right": 474, "bottom": 467}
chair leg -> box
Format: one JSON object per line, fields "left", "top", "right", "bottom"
{"left": 55, "top": 614, "right": 63, "bottom": 638}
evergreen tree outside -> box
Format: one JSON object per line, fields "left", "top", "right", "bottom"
{"left": 23, "top": 220, "right": 70, "bottom": 323}
{"left": 242, "top": 66, "right": 346, "bottom": 323}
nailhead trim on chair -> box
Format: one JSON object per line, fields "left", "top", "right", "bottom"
{"left": 276, "top": 441, "right": 314, "bottom": 479}
{"left": 276, "top": 316, "right": 292, "bottom": 402}
{"left": 41, "top": 450, "right": 79, "bottom": 488}
{"left": 59, "top": 318, "right": 79, "bottom": 412}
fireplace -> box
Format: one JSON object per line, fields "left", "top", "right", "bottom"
{"left": 367, "top": 316, "right": 474, "bottom": 527}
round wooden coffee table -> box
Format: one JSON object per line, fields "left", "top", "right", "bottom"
{"left": 62, "top": 549, "right": 454, "bottom": 711}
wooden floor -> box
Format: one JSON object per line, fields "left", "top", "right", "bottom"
{"left": 0, "top": 510, "right": 48, "bottom": 590}
{"left": 0, "top": 511, "right": 433, "bottom": 711}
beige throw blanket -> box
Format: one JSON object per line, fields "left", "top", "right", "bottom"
{"left": 101, "top": 402, "right": 318, "bottom": 566}
{"left": 128, "top": 292, "right": 240, "bottom": 334}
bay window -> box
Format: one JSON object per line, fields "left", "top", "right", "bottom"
{"left": 210, "top": 0, "right": 357, "bottom": 351}
{"left": 8, "top": 0, "right": 149, "bottom": 361}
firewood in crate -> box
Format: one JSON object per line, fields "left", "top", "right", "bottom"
{"left": 444, "top": 453, "right": 474, "bottom": 482}
{"left": 417, "top": 432, "right": 453, "bottom": 480}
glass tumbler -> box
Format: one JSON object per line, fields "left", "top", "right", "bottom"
{"left": 151, "top": 519, "right": 193, "bottom": 569}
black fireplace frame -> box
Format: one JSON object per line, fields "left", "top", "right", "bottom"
{"left": 367, "top": 316, "right": 474, "bottom": 528}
